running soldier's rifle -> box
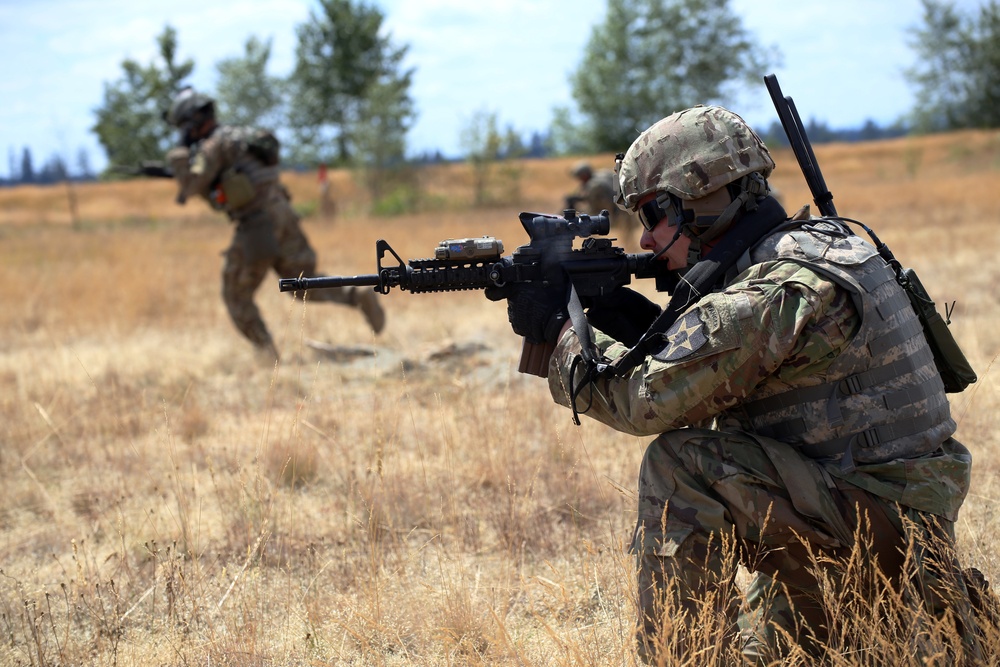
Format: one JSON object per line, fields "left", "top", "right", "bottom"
{"left": 279, "top": 209, "right": 675, "bottom": 377}
{"left": 111, "top": 161, "right": 174, "bottom": 178}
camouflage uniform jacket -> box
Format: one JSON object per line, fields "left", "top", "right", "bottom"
{"left": 167, "top": 125, "right": 283, "bottom": 220}
{"left": 548, "top": 219, "right": 971, "bottom": 521}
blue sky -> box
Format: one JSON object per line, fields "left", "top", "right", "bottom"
{"left": 0, "top": 0, "right": 986, "bottom": 178}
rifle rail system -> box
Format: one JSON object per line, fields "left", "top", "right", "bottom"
{"left": 279, "top": 209, "right": 674, "bottom": 377}
{"left": 279, "top": 210, "right": 670, "bottom": 298}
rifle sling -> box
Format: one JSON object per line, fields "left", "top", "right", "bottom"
{"left": 566, "top": 281, "right": 599, "bottom": 425}
{"left": 605, "top": 196, "right": 788, "bottom": 377}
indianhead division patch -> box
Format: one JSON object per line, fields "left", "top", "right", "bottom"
{"left": 653, "top": 309, "right": 708, "bottom": 362}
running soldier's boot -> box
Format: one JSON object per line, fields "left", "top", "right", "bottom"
{"left": 353, "top": 287, "right": 386, "bottom": 334}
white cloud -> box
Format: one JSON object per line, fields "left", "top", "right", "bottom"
{"left": 0, "top": 0, "right": 991, "bottom": 177}
{"left": 0, "top": 0, "right": 314, "bottom": 174}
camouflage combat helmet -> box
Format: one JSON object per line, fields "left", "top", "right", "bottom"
{"left": 615, "top": 105, "right": 774, "bottom": 210}
{"left": 615, "top": 106, "right": 776, "bottom": 267}
{"left": 571, "top": 161, "right": 593, "bottom": 180}
{"left": 165, "top": 87, "right": 215, "bottom": 128}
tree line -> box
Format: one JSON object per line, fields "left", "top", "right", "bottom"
{"left": 3, "top": 0, "right": 998, "bottom": 193}
{"left": 2, "top": 147, "right": 96, "bottom": 187}
{"left": 90, "top": 0, "right": 413, "bottom": 175}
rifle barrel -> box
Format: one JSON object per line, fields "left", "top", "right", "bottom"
{"left": 278, "top": 274, "right": 381, "bottom": 292}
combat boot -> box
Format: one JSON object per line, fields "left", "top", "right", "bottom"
{"left": 353, "top": 287, "right": 386, "bottom": 334}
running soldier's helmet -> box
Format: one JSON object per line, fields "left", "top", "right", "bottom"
{"left": 164, "top": 87, "right": 215, "bottom": 129}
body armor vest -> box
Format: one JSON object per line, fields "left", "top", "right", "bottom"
{"left": 210, "top": 126, "right": 283, "bottom": 218}
{"left": 733, "top": 221, "right": 954, "bottom": 470}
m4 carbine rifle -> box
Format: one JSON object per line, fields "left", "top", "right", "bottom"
{"left": 111, "top": 161, "right": 174, "bottom": 178}
{"left": 279, "top": 209, "right": 674, "bottom": 376}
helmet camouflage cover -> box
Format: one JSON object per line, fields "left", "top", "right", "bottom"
{"left": 615, "top": 105, "right": 775, "bottom": 210}
{"left": 571, "top": 161, "right": 593, "bottom": 179}
{"left": 165, "top": 87, "right": 215, "bottom": 128}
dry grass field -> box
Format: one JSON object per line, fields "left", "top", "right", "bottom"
{"left": 0, "top": 132, "right": 998, "bottom": 666}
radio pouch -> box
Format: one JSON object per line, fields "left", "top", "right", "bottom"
{"left": 900, "top": 267, "right": 977, "bottom": 393}
{"left": 220, "top": 169, "right": 256, "bottom": 210}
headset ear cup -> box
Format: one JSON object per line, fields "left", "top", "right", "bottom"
{"left": 662, "top": 192, "right": 694, "bottom": 228}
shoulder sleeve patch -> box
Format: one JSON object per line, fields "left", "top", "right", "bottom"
{"left": 732, "top": 293, "right": 754, "bottom": 320}
{"left": 652, "top": 309, "right": 708, "bottom": 362}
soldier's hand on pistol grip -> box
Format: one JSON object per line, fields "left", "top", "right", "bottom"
{"left": 585, "top": 287, "right": 661, "bottom": 347}
{"left": 485, "top": 282, "right": 568, "bottom": 345}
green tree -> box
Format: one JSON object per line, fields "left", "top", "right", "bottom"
{"left": 20, "top": 147, "right": 34, "bottom": 184}
{"left": 555, "top": 0, "right": 778, "bottom": 153}
{"left": 460, "top": 110, "right": 525, "bottom": 207}
{"left": 549, "top": 107, "right": 595, "bottom": 156}
{"left": 461, "top": 110, "right": 503, "bottom": 207}
{"left": 352, "top": 76, "right": 416, "bottom": 206}
{"left": 92, "top": 26, "right": 194, "bottom": 170}
{"left": 287, "top": 0, "right": 415, "bottom": 165}
{"left": 906, "top": 0, "right": 1000, "bottom": 131}
{"left": 215, "top": 36, "right": 285, "bottom": 129}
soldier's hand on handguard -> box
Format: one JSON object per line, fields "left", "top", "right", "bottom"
{"left": 485, "top": 283, "right": 568, "bottom": 345}
{"left": 585, "top": 287, "right": 661, "bottom": 347}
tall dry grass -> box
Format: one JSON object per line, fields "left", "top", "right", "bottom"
{"left": 0, "top": 131, "right": 997, "bottom": 665}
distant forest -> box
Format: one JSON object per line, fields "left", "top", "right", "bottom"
{"left": 2, "top": 147, "right": 95, "bottom": 187}
{"left": 0, "top": 118, "right": 909, "bottom": 189}
{"left": 758, "top": 118, "right": 910, "bottom": 148}
{"left": 6, "top": 0, "right": 997, "bottom": 191}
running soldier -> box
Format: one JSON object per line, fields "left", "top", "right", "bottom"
{"left": 164, "top": 87, "right": 385, "bottom": 360}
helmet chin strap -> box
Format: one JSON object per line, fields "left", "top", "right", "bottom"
{"left": 645, "top": 172, "right": 769, "bottom": 269}
{"left": 685, "top": 192, "right": 748, "bottom": 264}
{"left": 644, "top": 191, "right": 713, "bottom": 269}
{"left": 677, "top": 172, "right": 771, "bottom": 265}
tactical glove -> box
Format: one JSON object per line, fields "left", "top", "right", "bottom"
{"left": 585, "top": 287, "right": 661, "bottom": 347}
{"left": 485, "top": 282, "right": 569, "bottom": 345}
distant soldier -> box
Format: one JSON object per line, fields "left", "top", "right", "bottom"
{"left": 163, "top": 87, "right": 384, "bottom": 360}
{"left": 566, "top": 161, "right": 640, "bottom": 244}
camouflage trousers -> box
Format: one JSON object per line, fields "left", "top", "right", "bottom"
{"left": 632, "top": 428, "right": 986, "bottom": 665}
{"left": 223, "top": 202, "right": 355, "bottom": 351}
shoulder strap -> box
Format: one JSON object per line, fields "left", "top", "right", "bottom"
{"left": 604, "top": 196, "right": 788, "bottom": 377}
